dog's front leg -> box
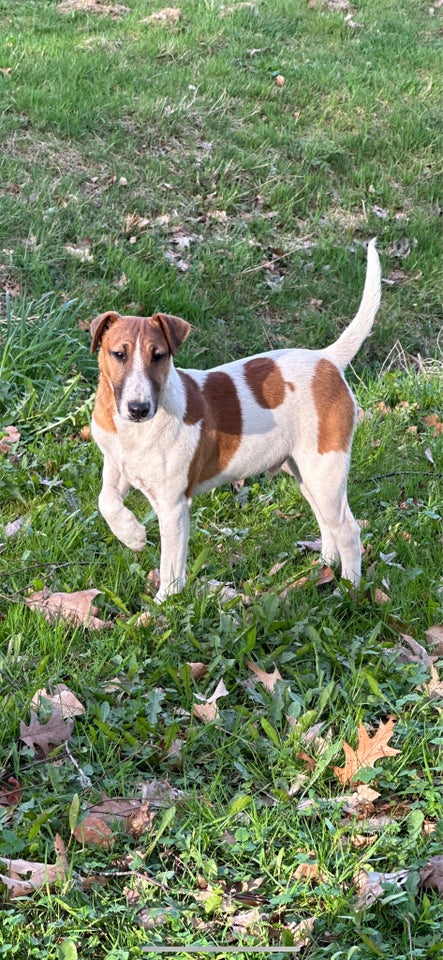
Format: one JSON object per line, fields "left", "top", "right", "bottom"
{"left": 98, "top": 457, "right": 147, "bottom": 552}
{"left": 155, "top": 496, "right": 190, "bottom": 603}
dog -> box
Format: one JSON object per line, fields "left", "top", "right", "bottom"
{"left": 90, "top": 239, "right": 381, "bottom": 602}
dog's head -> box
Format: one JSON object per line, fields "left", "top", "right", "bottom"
{"left": 90, "top": 311, "right": 191, "bottom": 422}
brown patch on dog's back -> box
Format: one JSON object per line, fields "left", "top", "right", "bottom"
{"left": 179, "top": 371, "right": 242, "bottom": 495}
{"left": 244, "top": 357, "right": 294, "bottom": 408}
{"left": 312, "top": 358, "right": 355, "bottom": 454}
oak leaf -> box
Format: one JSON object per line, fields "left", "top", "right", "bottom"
{"left": 74, "top": 814, "right": 114, "bottom": 848}
{"left": 0, "top": 834, "right": 68, "bottom": 899}
{"left": 247, "top": 661, "right": 283, "bottom": 693}
{"left": 26, "top": 587, "right": 112, "bottom": 629}
{"left": 425, "top": 664, "right": 443, "bottom": 699}
{"left": 31, "top": 683, "right": 85, "bottom": 719}
{"left": 419, "top": 855, "right": 443, "bottom": 894}
{"left": 20, "top": 710, "right": 74, "bottom": 756}
{"left": 354, "top": 867, "right": 410, "bottom": 909}
{"left": 425, "top": 624, "right": 443, "bottom": 655}
{"left": 193, "top": 678, "right": 229, "bottom": 723}
{"left": 333, "top": 718, "right": 400, "bottom": 785}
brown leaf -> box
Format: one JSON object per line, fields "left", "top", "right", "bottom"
{"left": 285, "top": 917, "right": 315, "bottom": 950}
{"left": 186, "top": 662, "right": 208, "bottom": 680}
{"left": 87, "top": 797, "right": 142, "bottom": 822}
{"left": 31, "top": 683, "right": 85, "bottom": 719}
{"left": 354, "top": 868, "right": 410, "bottom": 909}
{"left": 247, "top": 661, "right": 283, "bottom": 693}
{"left": 74, "top": 814, "right": 114, "bottom": 848}
{"left": 423, "top": 414, "right": 443, "bottom": 436}
{"left": 26, "top": 587, "right": 112, "bottom": 629}
{"left": 4, "top": 517, "right": 24, "bottom": 539}
{"left": 0, "top": 834, "right": 67, "bottom": 899}
{"left": 193, "top": 678, "right": 229, "bottom": 723}
{"left": 231, "top": 907, "right": 262, "bottom": 933}
{"left": 396, "top": 633, "right": 436, "bottom": 667}
{"left": 333, "top": 718, "right": 400, "bottom": 785}
{"left": 293, "top": 859, "right": 328, "bottom": 883}
{"left": 297, "top": 538, "right": 323, "bottom": 553}
{"left": 425, "top": 624, "right": 443, "bottom": 656}
{"left": 340, "top": 783, "right": 381, "bottom": 814}
{"left": 124, "top": 802, "right": 155, "bottom": 840}
{"left": 419, "top": 855, "right": 443, "bottom": 894}
{"left": 0, "top": 777, "right": 22, "bottom": 807}
{"left": 0, "top": 425, "right": 20, "bottom": 453}
{"left": 425, "top": 664, "right": 443, "bottom": 699}
{"left": 20, "top": 710, "right": 74, "bottom": 756}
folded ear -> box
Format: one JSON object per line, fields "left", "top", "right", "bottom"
{"left": 90, "top": 311, "right": 120, "bottom": 353}
{"left": 153, "top": 312, "right": 191, "bottom": 356}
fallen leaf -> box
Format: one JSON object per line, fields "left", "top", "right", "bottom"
{"left": 354, "top": 868, "right": 410, "bottom": 909}
{"left": 20, "top": 710, "right": 74, "bottom": 756}
{"left": 26, "top": 587, "right": 112, "bottom": 629}
{"left": 138, "top": 778, "right": 185, "bottom": 807}
{"left": 124, "top": 802, "right": 155, "bottom": 839}
{"left": 186, "top": 662, "right": 208, "bottom": 680}
{"left": 425, "top": 664, "right": 443, "bottom": 699}
{"left": 333, "top": 718, "right": 400, "bottom": 785}
{"left": 424, "top": 447, "right": 435, "bottom": 465}
{"left": 423, "top": 414, "right": 443, "bottom": 436}
{"left": 4, "top": 517, "right": 25, "bottom": 539}
{"left": 396, "top": 633, "right": 436, "bottom": 667}
{"left": 293, "top": 859, "right": 328, "bottom": 883}
{"left": 0, "top": 834, "right": 67, "bottom": 899}
{"left": 206, "top": 579, "right": 249, "bottom": 605}
{"left": 419, "top": 855, "right": 443, "bottom": 894}
{"left": 340, "top": 783, "right": 381, "bottom": 814}
{"left": 0, "top": 425, "right": 20, "bottom": 453}
{"left": 87, "top": 797, "right": 142, "bottom": 822}
{"left": 297, "top": 538, "right": 323, "bottom": 553}
{"left": 374, "top": 587, "right": 390, "bottom": 604}
{"left": 63, "top": 240, "right": 94, "bottom": 263}
{"left": 231, "top": 907, "right": 262, "bottom": 933}
{"left": 425, "top": 624, "right": 443, "bottom": 655}
{"left": 284, "top": 917, "right": 315, "bottom": 950}
{"left": 247, "top": 662, "right": 283, "bottom": 693}
{"left": 31, "top": 683, "right": 85, "bottom": 719}
{"left": 0, "top": 67, "right": 12, "bottom": 76}
{"left": 74, "top": 814, "right": 114, "bottom": 848}
{"left": 0, "top": 777, "right": 22, "bottom": 806}
{"left": 193, "top": 678, "right": 229, "bottom": 723}
{"left": 122, "top": 212, "right": 150, "bottom": 233}
{"left": 350, "top": 834, "right": 378, "bottom": 849}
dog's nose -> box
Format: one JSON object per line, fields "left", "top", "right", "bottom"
{"left": 128, "top": 401, "right": 151, "bottom": 421}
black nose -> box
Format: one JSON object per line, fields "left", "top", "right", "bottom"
{"left": 128, "top": 401, "right": 151, "bottom": 421}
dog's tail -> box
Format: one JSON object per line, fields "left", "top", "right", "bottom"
{"left": 324, "top": 238, "right": 382, "bottom": 369}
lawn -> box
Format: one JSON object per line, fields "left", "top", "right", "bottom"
{"left": 0, "top": 1, "right": 442, "bottom": 958}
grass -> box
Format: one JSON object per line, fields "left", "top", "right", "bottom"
{"left": 1, "top": 1, "right": 442, "bottom": 957}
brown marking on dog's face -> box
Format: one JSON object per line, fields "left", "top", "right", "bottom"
{"left": 179, "top": 371, "right": 243, "bottom": 496}
{"left": 92, "top": 313, "right": 189, "bottom": 423}
{"left": 312, "top": 358, "right": 355, "bottom": 454}
{"left": 244, "top": 357, "right": 294, "bottom": 408}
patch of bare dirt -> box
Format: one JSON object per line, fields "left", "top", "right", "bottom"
{"left": 58, "top": 0, "right": 129, "bottom": 17}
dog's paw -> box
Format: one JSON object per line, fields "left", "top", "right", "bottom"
{"left": 121, "top": 521, "right": 147, "bottom": 552}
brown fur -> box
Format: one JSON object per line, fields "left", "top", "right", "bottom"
{"left": 179, "top": 370, "right": 243, "bottom": 495}
{"left": 312, "top": 358, "right": 355, "bottom": 454}
{"left": 244, "top": 356, "right": 294, "bottom": 408}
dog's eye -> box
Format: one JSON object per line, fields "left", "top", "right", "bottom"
{"left": 110, "top": 349, "right": 126, "bottom": 362}
{"left": 152, "top": 352, "right": 167, "bottom": 363}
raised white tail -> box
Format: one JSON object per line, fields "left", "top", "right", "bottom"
{"left": 325, "top": 239, "right": 382, "bottom": 369}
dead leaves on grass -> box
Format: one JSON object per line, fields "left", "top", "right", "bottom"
{"left": 0, "top": 834, "right": 68, "bottom": 899}
{"left": 26, "top": 587, "right": 113, "bottom": 630}
{"left": 20, "top": 710, "right": 74, "bottom": 756}
{"left": 333, "top": 718, "right": 400, "bottom": 785}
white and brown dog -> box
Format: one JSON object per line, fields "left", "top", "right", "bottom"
{"left": 90, "top": 240, "right": 381, "bottom": 602}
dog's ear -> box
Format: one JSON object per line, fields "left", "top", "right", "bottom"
{"left": 153, "top": 313, "right": 191, "bottom": 356}
{"left": 90, "top": 311, "right": 120, "bottom": 354}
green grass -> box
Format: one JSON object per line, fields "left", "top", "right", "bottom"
{"left": 1, "top": 1, "right": 442, "bottom": 957}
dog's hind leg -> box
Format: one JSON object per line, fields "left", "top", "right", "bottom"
{"left": 286, "top": 454, "right": 361, "bottom": 585}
